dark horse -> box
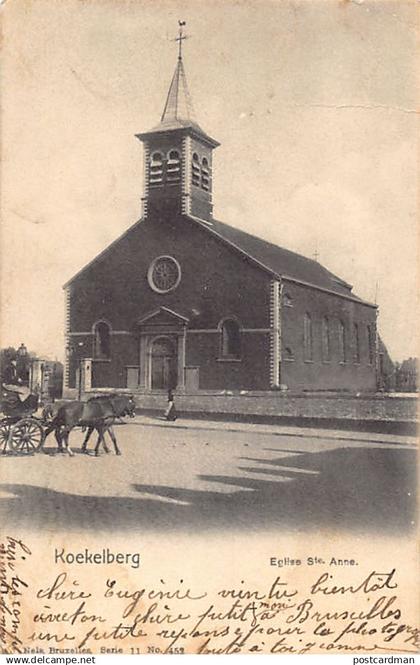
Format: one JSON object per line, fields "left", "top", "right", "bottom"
{"left": 81, "top": 393, "right": 136, "bottom": 454}
{"left": 44, "top": 394, "right": 135, "bottom": 457}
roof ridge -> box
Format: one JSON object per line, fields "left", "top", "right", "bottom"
{"left": 209, "top": 216, "right": 353, "bottom": 289}
{"left": 184, "top": 213, "right": 278, "bottom": 278}
{"left": 64, "top": 212, "right": 373, "bottom": 308}
{"left": 63, "top": 218, "right": 144, "bottom": 288}
{"left": 183, "top": 214, "right": 371, "bottom": 303}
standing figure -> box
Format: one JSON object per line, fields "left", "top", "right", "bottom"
{"left": 164, "top": 390, "right": 177, "bottom": 422}
{"left": 3, "top": 359, "right": 18, "bottom": 385}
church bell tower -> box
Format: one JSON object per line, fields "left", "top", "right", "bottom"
{"left": 136, "top": 22, "right": 219, "bottom": 221}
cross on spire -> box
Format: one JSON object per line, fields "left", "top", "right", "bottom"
{"left": 174, "top": 20, "right": 188, "bottom": 60}
{"left": 159, "top": 21, "right": 194, "bottom": 124}
{"left": 138, "top": 19, "right": 219, "bottom": 145}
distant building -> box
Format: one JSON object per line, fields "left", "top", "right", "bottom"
{"left": 395, "top": 358, "right": 418, "bottom": 392}
{"left": 63, "top": 36, "right": 378, "bottom": 396}
{"left": 30, "top": 360, "right": 63, "bottom": 400}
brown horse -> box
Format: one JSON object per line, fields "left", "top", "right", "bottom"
{"left": 44, "top": 394, "right": 134, "bottom": 456}
{"left": 80, "top": 394, "right": 136, "bottom": 454}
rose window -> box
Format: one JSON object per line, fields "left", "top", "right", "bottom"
{"left": 148, "top": 256, "right": 181, "bottom": 294}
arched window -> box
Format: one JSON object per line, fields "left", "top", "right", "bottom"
{"left": 93, "top": 321, "right": 111, "bottom": 359}
{"left": 353, "top": 323, "right": 360, "bottom": 363}
{"left": 338, "top": 320, "right": 346, "bottom": 363}
{"left": 303, "top": 313, "right": 313, "bottom": 361}
{"left": 220, "top": 319, "right": 241, "bottom": 359}
{"left": 322, "top": 317, "right": 330, "bottom": 361}
{"left": 367, "top": 324, "right": 375, "bottom": 365}
{"left": 192, "top": 152, "right": 200, "bottom": 187}
{"left": 150, "top": 152, "right": 163, "bottom": 188}
{"left": 166, "top": 149, "right": 181, "bottom": 184}
{"left": 201, "top": 156, "right": 210, "bottom": 191}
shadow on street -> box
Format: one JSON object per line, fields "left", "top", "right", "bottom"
{"left": 0, "top": 445, "right": 416, "bottom": 534}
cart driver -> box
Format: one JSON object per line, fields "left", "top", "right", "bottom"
{"left": 2, "top": 361, "right": 31, "bottom": 402}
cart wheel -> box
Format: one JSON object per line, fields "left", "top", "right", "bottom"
{"left": 0, "top": 423, "right": 10, "bottom": 454}
{"left": 9, "top": 418, "right": 44, "bottom": 454}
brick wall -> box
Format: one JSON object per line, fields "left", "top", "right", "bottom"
{"left": 281, "top": 280, "right": 377, "bottom": 392}
{"left": 133, "top": 391, "right": 417, "bottom": 424}
{"left": 68, "top": 213, "right": 272, "bottom": 390}
{"left": 186, "top": 331, "right": 271, "bottom": 390}
{"left": 67, "top": 212, "right": 377, "bottom": 394}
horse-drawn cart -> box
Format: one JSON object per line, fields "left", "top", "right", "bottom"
{"left": 0, "top": 387, "right": 45, "bottom": 454}
{"left": 1, "top": 387, "right": 136, "bottom": 456}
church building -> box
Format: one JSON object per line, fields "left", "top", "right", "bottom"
{"left": 63, "top": 34, "right": 378, "bottom": 396}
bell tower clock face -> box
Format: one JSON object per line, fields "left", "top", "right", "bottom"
{"left": 148, "top": 256, "right": 181, "bottom": 293}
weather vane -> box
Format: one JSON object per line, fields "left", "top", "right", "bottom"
{"left": 174, "top": 20, "right": 188, "bottom": 60}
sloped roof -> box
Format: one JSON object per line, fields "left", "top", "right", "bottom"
{"left": 136, "top": 55, "right": 219, "bottom": 147}
{"left": 64, "top": 212, "right": 374, "bottom": 306}
{"left": 188, "top": 215, "right": 371, "bottom": 302}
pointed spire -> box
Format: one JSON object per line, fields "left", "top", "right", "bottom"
{"left": 160, "top": 57, "right": 196, "bottom": 126}
{"left": 137, "top": 21, "right": 219, "bottom": 148}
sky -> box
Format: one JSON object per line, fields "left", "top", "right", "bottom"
{"left": 1, "top": 0, "right": 417, "bottom": 362}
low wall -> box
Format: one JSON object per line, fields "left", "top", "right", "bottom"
{"left": 132, "top": 391, "right": 418, "bottom": 425}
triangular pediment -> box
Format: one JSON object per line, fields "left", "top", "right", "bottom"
{"left": 138, "top": 306, "right": 189, "bottom": 327}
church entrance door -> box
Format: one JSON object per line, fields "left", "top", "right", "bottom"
{"left": 150, "top": 337, "right": 177, "bottom": 391}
